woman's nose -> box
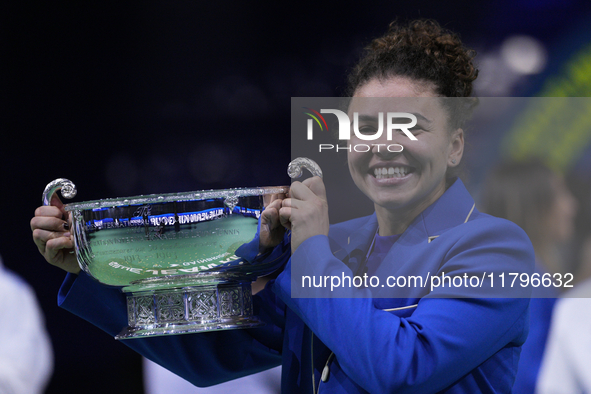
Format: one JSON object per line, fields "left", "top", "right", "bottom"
{"left": 371, "top": 142, "right": 403, "bottom": 159}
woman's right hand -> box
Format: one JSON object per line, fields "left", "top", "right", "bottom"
{"left": 30, "top": 194, "right": 80, "bottom": 274}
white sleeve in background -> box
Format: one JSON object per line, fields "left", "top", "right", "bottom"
{"left": 0, "top": 264, "right": 53, "bottom": 394}
{"left": 143, "top": 357, "right": 281, "bottom": 394}
{"left": 537, "top": 281, "right": 591, "bottom": 394}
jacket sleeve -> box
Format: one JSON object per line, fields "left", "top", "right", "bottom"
{"left": 58, "top": 269, "right": 286, "bottom": 387}
{"left": 272, "top": 219, "right": 533, "bottom": 393}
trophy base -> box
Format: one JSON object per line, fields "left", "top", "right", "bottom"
{"left": 117, "top": 281, "right": 262, "bottom": 340}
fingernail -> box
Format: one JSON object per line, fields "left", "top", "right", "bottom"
{"left": 63, "top": 222, "right": 70, "bottom": 230}
{"left": 63, "top": 232, "right": 71, "bottom": 238}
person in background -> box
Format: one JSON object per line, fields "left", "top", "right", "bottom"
{"left": 480, "top": 159, "right": 577, "bottom": 394}
{"left": 0, "top": 254, "right": 54, "bottom": 394}
{"left": 536, "top": 178, "right": 591, "bottom": 394}
{"left": 536, "top": 275, "right": 591, "bottom": 393}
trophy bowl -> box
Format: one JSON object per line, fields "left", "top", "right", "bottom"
{"left": 43, "top": 158, "right": 321, "bottom": 339}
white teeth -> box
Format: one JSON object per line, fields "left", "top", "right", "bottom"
{"left": 373, "top": 167, "right": 410, "bottom": 179}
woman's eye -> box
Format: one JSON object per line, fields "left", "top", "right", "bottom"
{"left": 358, "top": 126, "right": 377, "bottom": 135}
{"left": 408, "top": 126, "right": 425, "bottom": 135}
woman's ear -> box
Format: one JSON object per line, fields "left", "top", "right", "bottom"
{"left": 448, "top": 128, "right": 464, "bottom": 167}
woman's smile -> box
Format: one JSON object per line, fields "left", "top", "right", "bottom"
{"left": 371, "top": 164, "right": 415, "bottom": 180}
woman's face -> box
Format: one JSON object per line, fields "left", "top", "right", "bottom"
{"left": 347, "top": 77, "right": 463, "bottom": 218}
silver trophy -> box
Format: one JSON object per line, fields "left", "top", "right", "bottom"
{"left": 42, "top": 157, "right": 322, "bottom": 339}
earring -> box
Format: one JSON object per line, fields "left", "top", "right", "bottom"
{"left": 451, "top": 159, "right": 456, "bottom": 165}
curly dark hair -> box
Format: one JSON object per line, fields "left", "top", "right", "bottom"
{"left": 347, "top": 19, "right": 478, "bottom": 98}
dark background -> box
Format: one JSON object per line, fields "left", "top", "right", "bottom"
{"left": 3, "top": 1, "right": 591, "bottom": 392}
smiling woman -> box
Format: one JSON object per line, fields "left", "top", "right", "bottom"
{"left": 31, "top": 19, "right": 534, "bottom": 394}
{"left": 270, "top": 20, "right": 533, "bottom": 393}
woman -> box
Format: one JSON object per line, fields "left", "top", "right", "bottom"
{"left": 31, "top": 20, "right": 534, "bottom": 393}
{"left": 480, "top": 160, "right": 577, "bottom": 394}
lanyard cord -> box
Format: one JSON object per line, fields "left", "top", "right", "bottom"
{"left": 312, "top": 331, "right": 336, "bottom": 394}
{"left": 313, "top": 228, "right": 379, "bottom": 393}
{"left": 356, "top": 227, "right": 380, "bottom": 276}
{"left": 310, "top": 225, "right": 423, "bottom": 393}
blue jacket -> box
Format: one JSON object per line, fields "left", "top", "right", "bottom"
{"left": 58, "top": 179, "right": 534, "bottom": 393}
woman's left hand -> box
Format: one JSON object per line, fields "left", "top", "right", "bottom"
{"left": 280, "top": 176, "right": 329, "bottom": 253}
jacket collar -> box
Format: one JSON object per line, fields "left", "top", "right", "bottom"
{"left": 334, "top": 178, "right": 476, "bottom": 265}
{"left": 412, "top": 177, "right": 476, "bottom": 239}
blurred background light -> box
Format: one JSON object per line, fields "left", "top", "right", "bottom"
{"left": 501, "top": 35, "right": 548, "bottom": 75}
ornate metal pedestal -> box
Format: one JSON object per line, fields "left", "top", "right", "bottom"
{"left": 120, "top": 282, "right": 256, "bottom": 339}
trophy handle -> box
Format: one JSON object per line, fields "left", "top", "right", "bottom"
{"left": 287, "top": 157, "right": 323, "bottom": 179}
{"left": 42, "top": 178, "right": 77, "bottom": 206}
